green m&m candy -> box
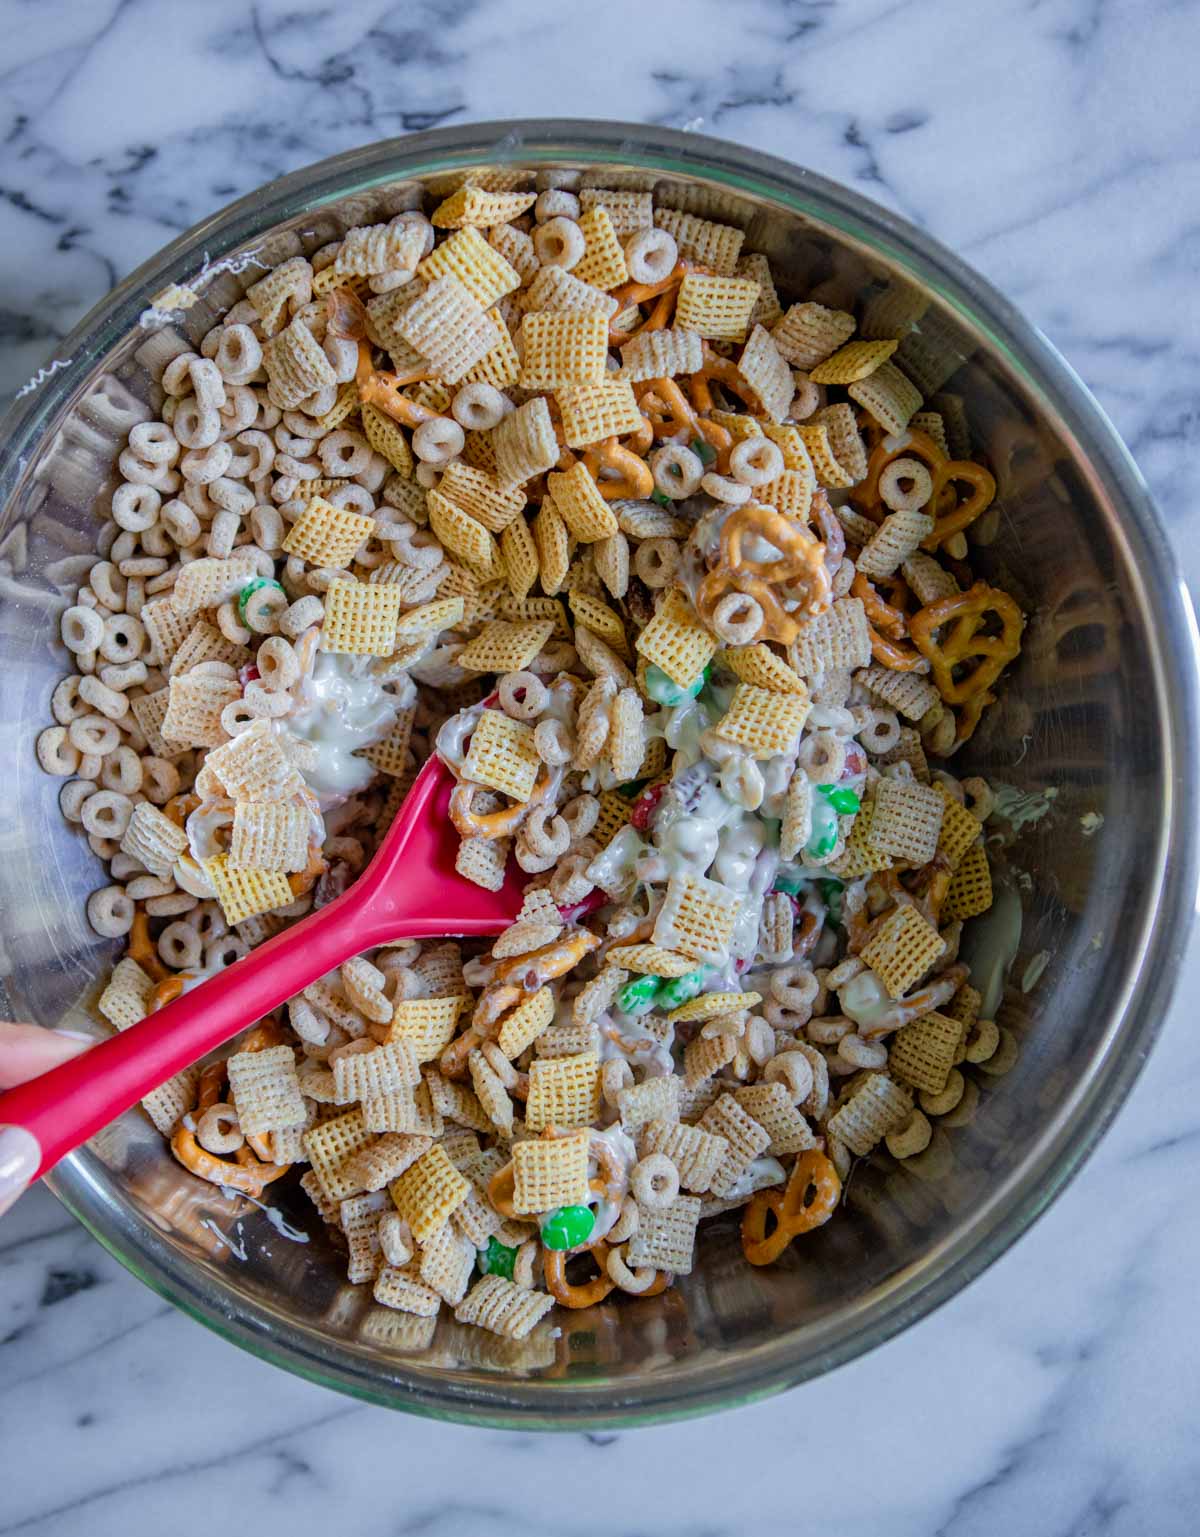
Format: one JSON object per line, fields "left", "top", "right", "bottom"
{"left": 643, "top": 662, "right": 707, "bottom": 707}
{"left": 818, "top": 783, "right": 861, "bottom": 816}
{"left": 478, "top": 1236, "right": 516, "bottom": 1279}
{"left": 540, "top": 1205, "right": 595, "bottom": 1251}
{"left": 655, "top": 968, "right": 708, "bottom": 1010}
{"left": 618, "top": 974, "right": 661, "bottom": 1014}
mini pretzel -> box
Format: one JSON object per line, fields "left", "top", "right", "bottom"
{"left": 634, "top": 377, "right": 730, "bottom": 461}
{"left": 921, "top": 459, "right": 996, "bottom": 551}
{"left": 288, "top": 840, "right": 328, "bottom": 897}
{"left": 163, "top": 793, "right": 200, "bottom": 830}
{"left": 581, "top": 436, "right": 654, "bottom": 501}
{"left": 909, "top": 581, "right": 1023, "bottom": 704}
{"left": 148, "top": 974, "right": 189, "bottom": 1012}
{"left": 543, "top": 1241, "right": 616, "bottom": 1308}
{"left": 449, "top": 763, "right": 555, "bottom": 840}
{"left": 851, "top": 571, "right": 909, "bottom": 640}
{"left": 696, "top": 501, "right": 832, "bottom": 644}
{"left": 952, "top": 687, "right": 996, "bottom": 750}
{"left": 859, "top": 429, "right": 947, "bottom": 517}
{"left": 741, "top": 1150, "right": 841, "bottom": 1266}
{"left": 493, "top": 928, "right": 601, "bottom": 988}
{"left": 128, "top": 907, "right": 170, "bottom": 982}
{"left": 867, "top": 623, "right": 928, "bottom": 672}
{"left": 688, "top": 344, "right": 763, "bottom": 418}
{"left": 359, "top": 371, "right": 441, "bottom": 426}
{"left": 171, "top": 1124, "right": 289, "bottom": 1197}
{"left": 487, "top": 1159, "right": 519, "bottom": 1219}
{"left": 171, "top": 1031, "right": 288, "bottom": 1196}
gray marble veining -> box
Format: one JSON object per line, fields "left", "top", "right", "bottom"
{"left": 1, "top": 0, "right": 1198, "bottom": 1533}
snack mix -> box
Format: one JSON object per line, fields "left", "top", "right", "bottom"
{"left": 36, "top": 168, "right": 1023, "bottom": 1336}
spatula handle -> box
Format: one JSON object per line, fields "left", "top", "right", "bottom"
{"left": 0, "top": 888, "right": 370, "bottom": 1179}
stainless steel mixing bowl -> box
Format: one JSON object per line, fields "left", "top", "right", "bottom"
{"left": 1, "top": 122, "right": 1194, "bottom": 1427}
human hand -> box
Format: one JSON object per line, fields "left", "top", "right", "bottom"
{"left": 0, "top": 1022, "right": 92, "bottom": 1216}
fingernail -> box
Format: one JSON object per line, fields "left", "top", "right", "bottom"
{"left": 0, "top": 1126, "right": 41, "bottom": 1204}
{"left": 52, "top": 1028, "right": 95, "bottom": 1043}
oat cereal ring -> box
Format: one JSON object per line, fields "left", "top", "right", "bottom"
{"left": 516, "top": 805, "right": 570, "bottom": 872}
{"left": 533, "top": 717, "right": 573, "bottom": 766}
{"left": 497, "top": 671, "right": 548, "bottom": 721}
{"left": 729, "top": 436, "right": 784, "bottom": 488}
{"left": 606, "top": 1242, "right": 660, "bottom": 1295}
{"left": 196, "top": 1102, "right": 244, "bottom": 1156}
{"left": 533, "top": 216, "right": 586, "bottom": 269}
{"left": 624, "top": 227, "right": 678, "bottom": 285}
{"left": 763, "top": 1049, "right": 815, "bottom": 1106}
{"left": 633, "top": 537, "right": 681, "bottom": 589}
{"left": 37, "top": 726, "right": 81, "bottom": 777}
{"left": 741, "top": 1149, "right": 840, "bottom": 1267}
{"left": 86, "top": 885, "right": 135, "bottom": 939}
{"left": 631, "top": 1153, "right": 679, "bottom": 1210}
{"left": 649, "top": 443, "right": 704, "bottom": 500}
{"left": 879, "top": 456, "right": 934, "bottom": 513}
{"left": 413, "top": 416, "right": 466, "bottom": 466}
{"left": 452, "top": 383, "right": 508, "bottom": 432}
{"left": 711, "top": 591, "right": 765, "bottom": 646}
{"left": 559, "top": 793, "right": 599, "bottom": 843}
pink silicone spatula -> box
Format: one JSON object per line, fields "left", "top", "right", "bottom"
{"left": 0, "top": 754, "right": 525, "bottom": 1180}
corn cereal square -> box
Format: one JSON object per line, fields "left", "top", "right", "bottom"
{"left": 203, "top": 853, "right": 293, "bottom": 926}
{"left": 320, "top": 578, "right": 404, "bottom": 656}
{"left": 868, "top": 778, "right": 945, "bottom": 866}
{"left": 389, "top": 1144, "right": 470, "bottom": 1242}
{"left": 545, "top": 462, "right": 619, "bottom": 542}
{"left": 511, "top": 1127, "right": 590, "bottom": 1213}
{"left": 653, "top": 871, "right": 740, "bottom": 965}
{"left": 674, "top": 273, "right": 759, "bottom": 342}
{"left": 943, "top": 841, "right": 993, "bottom": 921}
{"left": 635, "top": 588, "right": 718, "bottom": 688}
{"left": 419, "top": 225, "right": 521, "bottom": 308}
{"left": 497, "top": 986, "right": 556, "bottom": 1058}
{"left": 860, "top": 904, "right": 946, "bottom": 998}
{"left": 888, "top": 1011, "right": 962, "bottom": 1096}
{"left": 457, "top": 619, "right": 554, "bottom": 673}
{"left": 283, "top": 497, "right": 375, "bottom": 568}
{"left": 714, "top": 682, "right": 811, "bottom": 758}
{"left": 226, "top": 1044, "right": 306, "bottom": 1136}
{"left": 573, "top": 205, "right": 629, "bottom": 290}
{"left": 384, "top": 995, "right": 468, "bottom": 1060}
{"left": 303, "top": 1108, "right": 375, "bottom": 1202}
{"left": 461, "top": 707, "right": 540, "bottom": 801}
{"left": 524, "top": 1050, "right": 601, "bottom": 1133}
{"left": 519, "top": 309, "right": 609, "bottom": 390}
{"left": 556, "top": 381, "right": 643, "bottom": 449}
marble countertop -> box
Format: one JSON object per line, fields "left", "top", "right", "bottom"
{"left": 2, "top": 1, "right": 1198, "bottom": 1532}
